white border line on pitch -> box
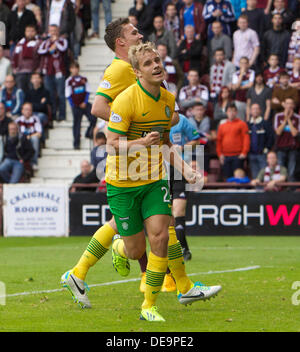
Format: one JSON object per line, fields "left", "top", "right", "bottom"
{"left": 3, "top": 265, "right": 261, "bottom": 299}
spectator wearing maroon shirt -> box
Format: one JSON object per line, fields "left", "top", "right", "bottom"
{"left": 274, "top": 97, "right": 300, "bottom": 181}
{"left": 38, "top": 24, "right": 68, "bottom": 122}
{"left": 12, "top": 24, "right": 41, "bottom": 92}
{"left": 179, "top": 0, "right": 206, "bottom": 41}
{"left": 256, "top": 0, "right": 272, "bottom": 14}
{"left": 65, "top": 62, "right": 96, "bottom": 150}
{"left": 263, "top": 54, "right": 285, "bottom": 89}
{"left": 177, "top": 25, "right": 203, "bottom": 75}
{"left": 178, "top": 69, "right": 209, "bottom": 117}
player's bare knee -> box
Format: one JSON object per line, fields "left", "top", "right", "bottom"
{"left": 108, "top": 217, "right": 118, "bottom": 232}
{"left": 126, "top": 245, "right": 146, "bottom": 260}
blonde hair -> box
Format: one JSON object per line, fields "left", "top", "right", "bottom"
{"left": 128, "top": 42, "right": 158, "bottom": 70}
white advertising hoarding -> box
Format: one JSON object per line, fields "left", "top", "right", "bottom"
{"left": 3, "top": 184, "right": 69, "bottom": 237}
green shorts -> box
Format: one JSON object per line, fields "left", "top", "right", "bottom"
{"left": 107, "top": 179, "right": 172, "bottom": 236}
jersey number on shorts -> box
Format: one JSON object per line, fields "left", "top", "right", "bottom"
{"left": 161, "top": 187, "right": 169, "bottom": 203}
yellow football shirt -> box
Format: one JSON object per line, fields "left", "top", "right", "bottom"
{"left": 96, "top": 57, "right": 136, "bottom": 103}
{"left": 106, "top": 80, "right": 175, "bottom": 187}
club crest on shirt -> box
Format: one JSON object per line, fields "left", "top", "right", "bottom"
{"left": 99, "top": 80, "right": 111, "bottom": 89}
{"left": 165, "top": 105, "right": 171, "bottom": 118}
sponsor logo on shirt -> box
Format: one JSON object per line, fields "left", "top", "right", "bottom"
{"left": 100, "top": 80, "right": 111, "bottom": 89}
{"left": 110, "top": 112, "right": 122, "bottom": 123}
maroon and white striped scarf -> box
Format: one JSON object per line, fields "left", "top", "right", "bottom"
{"left": 210, "top": 61, "right": 225, "bottom": 98}
{"left": 263, "top": 165, "right": 281, "bottom": 182}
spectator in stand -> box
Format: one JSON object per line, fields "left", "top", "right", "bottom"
{"left": 90, "top": 131, "right": 107, "bottom": 169}
{"left": 251, "top": 150, "right": 287, "bottom": 191}
{"left": 26, "top": 1, "right": 42, "bottom": 34}
{"left": 271, "top": 71, "right": 299, "bottom": 113}
{"left": 216, "top": 102, "right": 250, "bottom": 178}
{"left": 44, "top": 0, "right": 76, "bottom": 39}
{"left": 213, "top": 86, "right": 233, "bottom": 121}
{"left": 178, "top": 69, "right": 209, "bottom": 117}
{"left": 0, "top": 46, "right": 12, "bottom": 87}
{"left": 157, "top": 43, "right": 184, "bottom": 92}
{"left": 25, "top": 72, "right": 50, "bottom": 134}
{"left": 148, "top": 15, "right": 177, "bottom": 59}
{"left": 232, "top": 14, "right": 260, "bottom": 69}
{"left": 209, "top": 48, "right": 236, "bottom": 102}
{"left": 266, "top": 0, "right": 295, "bottom": 31}
{"left": 243, "top": 0, "right": 265, "bottom": 40}
{"left": 229, "top": 0, "right": 247, "bottom": 20}
{"left": 246, "top": 71, "right": 272, "bottom": 121}
{"left": 289, "top": 57, "right": 300, "bottom": 101}
{"left": 202, "top": 0, "right": 236, "bottom": 39}
{"left": 285, "top": 20, "right": 300, "bottom": 74}
{"left": 128, "top": 14, "right": 139, "bottom": 28}
{"left": 38, "top": 24, "right": 68, "bottom": 122}
{"left": 0, "top": 75, "right": 24, "bottom": 118}
{"left": 129, "top": 0, "right": 155, "bottom": 39}
{"left": 15, "top": 102, "right": 42, "bottom": 170}
{"left": 188, "top": 102, "right": 211, "bottom": 136}
{"left": 0, "top": 103, "right": 12, "bottom": 137}
{"left": 89, "top": 0, "right": 112, "bottom": 39}
{"left": 231, "top": 56, "right": 255, "bottom": 120}
{"left": 227, "top": 168, "right": 251, "bottom": 183}
{"left": 11, "top": 0, "right": 42, "bottom": 28}
{"left": 12, "top": 24, "right": 41, "bottom": 92}
{"left": 262, "top": 13, "right": 290, "bottom": 68}
{"left": 247, "top": 103, "right": 274, "bottom": 178}
{"left": 65, "top": 61, "right": 97, "bottom": 150}
{"left": 274, "top": 97, "right": 300, "bottom": 181}
{"left": 163, "top": 3, "right": 180, "bottom": 44}
{"left": 148, "top": 0, "right": 164, "bottom": 17}
{"left": 70, "top": 159, "right": 99, "bottom": 192}
{"left": 0, "top": 0, "right": 11, "bottom": 50}
{"left": 208, "top": 21, "right": 233, "bottom": 65}
{"left": 179, "top": 0, "right": 206, "bottom": 41}
{"left": 177, "top": 25, "right": 203, "bottom": 75}
{"left": 8, "top": 0, "right": 37, "bottom": 53}
{"left": 263, "top": 54, "right": 285, "bottom": 89}
{"left": 163, "top": 0, "right": 184, "bottom": 15}
{"left": 0, "top": 121, "right": 34, "bottom": 183}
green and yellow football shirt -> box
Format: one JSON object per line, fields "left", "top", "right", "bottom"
{"left": 106, "top": 80, "right": 175, "bottom": 187}
{"left": 96, "top": 57, "right": 136, "bottom": 103}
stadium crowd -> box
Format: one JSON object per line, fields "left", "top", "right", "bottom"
{"left": 0, "top": 0, "right": 299, "bottom": 187}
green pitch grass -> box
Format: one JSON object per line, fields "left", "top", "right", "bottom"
{"left": 0, "top": 236, "right": 299, "bottom": 332}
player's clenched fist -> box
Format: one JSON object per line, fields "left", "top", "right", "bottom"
{"left": 143, "top": 131, "right": 161, "bottom": 146}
